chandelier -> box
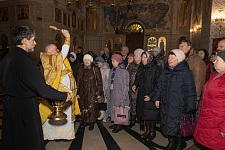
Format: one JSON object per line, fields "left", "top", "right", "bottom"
{"left": 120, "top": 0, "right": 137, "bottom": 20}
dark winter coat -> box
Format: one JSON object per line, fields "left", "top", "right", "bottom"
{"left": 0, "top": 47, "right": 67, "bottom": 150}
{"left": 153, "top": 60, "right": 196, "bottom": 136}
{"left": 133, "top": 59, "right": 161, "bottom": 120}
{"left": 76, "top": 52, "right": 84, "bottom": 63}
{"left": 154, "top": 54, "right": 164, "bottom": 69}
{"left": 194, "top": 72, "right": 225, "bottom": 150}
{"left": 69, "top": 59, "right": 81, "bottom": 81}
{"left": 102, "top": 52, "right": 113, "bottom": 69}
{"left": 127, "top": 62, "right": 140, "bottom": 99}
{"left": 76, "top": 64, "right": 103, "bottom": 123}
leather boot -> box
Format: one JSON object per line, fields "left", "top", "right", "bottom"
{"left": 129, "top": 114, "right": 136, "bottom": 128}
{"left": 139, "top": 118, "right": 144, "bottom": 131}
{"left": 109, "top": 124, "right": 116, "bottom": 129}
{"left": 163, "top": 136, "right": 176, "bottom": 150}
{"left": 112, "top": 124, "right": 122, "bottom": 133}
{"left": 146, "top": 121, "right": 156, "bottom": 141}
{"left": 89, "top": 123, "right": 94, "bottom": 131}
{"left": 141, "top": 121, "right": 150, "bottom": 139}
{"left": 175, "top": 137, "right": 186, "bottom": 150}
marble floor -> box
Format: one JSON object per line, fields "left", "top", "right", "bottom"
{"left": 0, "top": 80, "right": 200, "bottom": 150}
{"left": 0, "top": 100, "right": 201, "bottom": 150}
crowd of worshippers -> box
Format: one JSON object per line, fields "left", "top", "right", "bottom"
{"left": 69, "top": 40, "right": 225, "bottom": 150}
{"left": 2, "top": 26, "right": 225, "bottom": 150}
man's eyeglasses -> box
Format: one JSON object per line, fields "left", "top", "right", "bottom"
{"left": 70, "top": 55, "right": 74, "bottom": 58}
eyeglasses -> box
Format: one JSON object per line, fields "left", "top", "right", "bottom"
{"left": 70, "top": 55, "right": 74, "bottom": 58}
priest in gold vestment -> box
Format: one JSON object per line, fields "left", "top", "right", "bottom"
{"left": 39, "top": 29, "right": 80, "bottom": 140}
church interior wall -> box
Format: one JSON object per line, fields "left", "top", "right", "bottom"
{"left": 0, "top": 0, "right": 222, "bottom": 63}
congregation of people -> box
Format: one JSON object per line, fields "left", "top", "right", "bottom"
{"left": 2, "top": 26, "right": 225, "bottom": 150}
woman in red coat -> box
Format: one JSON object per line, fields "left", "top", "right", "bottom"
{"left": 194, "top": 51, "right": 225, "bottom": 150}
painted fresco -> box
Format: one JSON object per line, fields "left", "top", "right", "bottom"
{"left": 104, "top": 3, "right": 169, "bottom": 31}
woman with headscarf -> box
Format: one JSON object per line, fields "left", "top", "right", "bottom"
{"left": 95, "top": 56, "right": 110, "bottom": 122}
{"left": 108, "top": 54, "right": 130, "bottom": 133}
{"left": 153, "top": 49, "right": 196, "bottom": 150}
{"left": 76, "top": 54, "right": 103, "bottom": 130}
{"left": 132, "top": 51, "right": 161, "bottom": 141}
{"left": 194, "top": 51, "right": 225, "bottom": 150}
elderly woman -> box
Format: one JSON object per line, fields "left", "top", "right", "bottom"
{"left": 132, "top": 51, "right": 161, "bottom": 140}
{"left": 108, "top": 54, "right": 129, "bottom": 133}
{"left": 76, "top": 54, "right": 103, "bottom": 130}
{"left": 127, "top": 49, "right": 144, "bottom": 128}
{"left": 194, "top": 51, "right": 225, "bottom": 150}
{"left": 153, "top": 49, "right": 196, "bottom": 149}
{"left": 95, "top": 56, "right": 110, "bottom": 122}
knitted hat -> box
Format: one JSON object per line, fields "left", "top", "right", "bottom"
{"left": 112, "top": 54, "right": 122, "bottom": 63}
{"left": 217, "top": 51, "right": 225, "bottom": 62}
{"left": 83, "top": 54, "right": 93, "bottom": 62}
{"left": 171, "top": 49, "right": 185, "bottom": 63}
{"left": 152, "top": 47, "right": 161, "bottom": 53}
{"left": 70, "top": 52, "right": 77, "bottom": 60}
{"left": 134, "top": 48, "right": 144, "bottom": 55}
{"left": 96, "top": 56, "right": 105, "bottom": 63}
{"left": 99, "top": 50, "right": 104, "bottom": 55}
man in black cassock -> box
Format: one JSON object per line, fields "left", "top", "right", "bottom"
{"left": 0, "top": 26, "right": 71, "bottom": 150}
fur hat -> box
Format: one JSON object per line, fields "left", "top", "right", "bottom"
{"left": 96, "top": 56, "right": 105, "bottom": 63}
{"left": 83, "top": 54, "right": 93, "bottom": 62}
{"left": 217, "top": 51, "right": 225, "bottom": 62}
{"left": 70, "top": 52, "right": 77, "bottom": 60}
{"left": 134, "top": 48, "right": 144, "bottom": 55}
{"left": 152, "top": 47, "right": 161, "bottom": 53}
{"left": 112, "top": 54, "right": 122, "bottom": 63}
{"left": 171, "top": 49, "right": 185, "bottom": 63}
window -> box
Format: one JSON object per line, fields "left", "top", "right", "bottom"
{"left": 127, "top": 23, "right": 143, "bottom": 33}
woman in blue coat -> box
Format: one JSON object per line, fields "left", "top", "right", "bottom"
{"left": 153, "top": 49, "right": 196, "bottom": 150}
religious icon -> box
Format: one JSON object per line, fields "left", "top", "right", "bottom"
{"left": 17, "top": 5, "right": 29, "bottom": 20}
{"left": 106, "top": 37, "right": 113, "bottom": 51}
{"left": 114, "top": 37, "right": 122, "bottom": 51}
{"left": 158, "top": 36, "right": 166, "bottom": 56}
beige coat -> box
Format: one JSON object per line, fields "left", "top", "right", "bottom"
{"left": 186, "top": 49, "right": 206, "bottom": 102}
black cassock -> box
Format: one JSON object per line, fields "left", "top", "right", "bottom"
{"left": 0, "top": 47, "right": 67, "bottom": 150}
